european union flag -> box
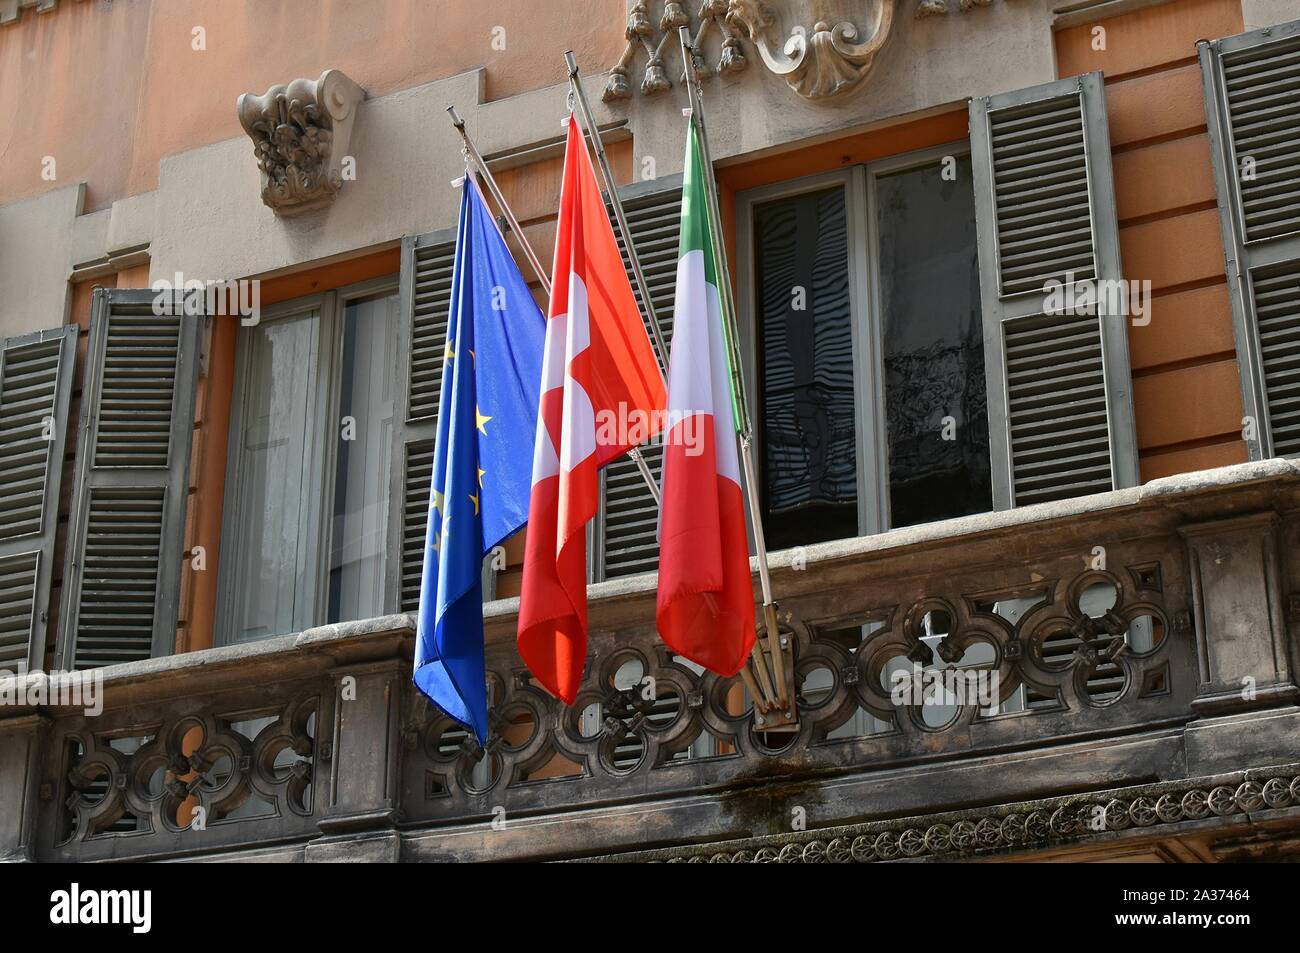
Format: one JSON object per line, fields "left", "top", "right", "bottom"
{"left": 414, "top": 174, "right": 545, "bottom": 744}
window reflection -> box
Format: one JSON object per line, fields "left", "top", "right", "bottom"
{"left": 328, "top": 293, "right": 398, "bottom": 623}
{"left": 232, "top": 310, "right": 316, "bottom": 642}
{"left": 754, "top": 186, "right": 858, "bottom": 550}
{"left": 876, "top": 157, "right": 991, "bottom": 527}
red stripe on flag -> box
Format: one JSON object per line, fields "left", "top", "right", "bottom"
{"left": 656, "top": 415, "right": 755, "bottom": 676}
{"left": 517, "top": 116, "right": 666, "bottom": 702}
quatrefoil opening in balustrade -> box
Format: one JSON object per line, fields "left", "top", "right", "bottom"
{"left": 1025, "top": 571, "right": 1169, "bottom": 709}
{"left": 60, "top": 697, "right": 318, "bottom": 841}
{"left": 413, "top": 560, "right": 1182, "bottom": 812}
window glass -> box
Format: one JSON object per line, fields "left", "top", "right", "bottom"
{"left": 754, "top": 186, "right": 858, "bottom": 550}
{"left": 328, "top": 293, "right": 398, "bottom": 623}
{"left": 875, "top": 156, "right": 991, "bottom": 527}
{"left": 230, "top": 310, "right": 317, "bottom": 641}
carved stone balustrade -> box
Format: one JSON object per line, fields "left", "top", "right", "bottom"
{"left": 3, "top": 460, "right": 1300, "bottom": 862}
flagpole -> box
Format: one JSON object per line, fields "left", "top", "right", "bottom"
{"left": 447, "top": 106, "right": 552, "bottom": 297}
{"left": 563, "top": 53, "right": 671, "bottom": 381}
{"left": 561, "top": 55, "right": 666, "bottom": 506}
{"left": 677, "top": 26, "right": 792, "bottom": 721}
{"left": 449, "top": 104, "right": 661, "bottom": 505}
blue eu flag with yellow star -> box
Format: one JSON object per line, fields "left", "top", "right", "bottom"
{"left": 414, "top": 174, "right": 545, "bottom": 744}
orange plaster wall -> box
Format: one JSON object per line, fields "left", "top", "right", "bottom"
{"left": 1054, "top": 0, "right": 1248, "bottom": 482}
{"left": 0, "top": 0, "right": 628, "bottom": 212}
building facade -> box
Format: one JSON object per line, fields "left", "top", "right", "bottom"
{"left": 2, "top": 0, "right": 1300, "bottom": 862}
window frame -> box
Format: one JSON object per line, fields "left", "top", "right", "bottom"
{"left": 734, "top": 139, "right": 979, "bottom": 543}
{"left": 214, "top": 275, "right": 400, "bottom": 646}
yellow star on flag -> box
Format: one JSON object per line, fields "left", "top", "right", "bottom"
{"left": 432, "top": 488, "right": 445, "bottom": 513}
{"left": 475, "top": 407, "right": 492, "bottom": 434}
{"left": 444, "top": 338, "right": 456, "bottom": 362}
{"left": 469, "top": 492, "right": 480, "bottom": 515}
{"left": 477, "top": 467, "right": 486, "bottom": 487}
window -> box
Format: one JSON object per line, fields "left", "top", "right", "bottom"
{"left": 739, "top": 146, "right": 991, "bottom": 548}
{"left": 735, "top": 73, "right": 1137, "bottom": 551}
{"left": 217, "top": 279, "right": 398, "bottom": 644}
{"left": 753, "top": 184, "right": 858, "bottom": 550}
{"left": 872, "top": 153, "right": 991, "bottom": 528}
{"left": 329, "top": 293, "right": 399, "bottom": 621}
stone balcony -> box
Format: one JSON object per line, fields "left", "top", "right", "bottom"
{"left": 3, "top": 460, "right": 1300, "bottom": 862}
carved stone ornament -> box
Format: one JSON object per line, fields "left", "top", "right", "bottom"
{"left": 605, "top": 0, "right": 1001, "bottom": 102}
{"left": 725, "top": 0, "right": 896, "bottom": 100}
{"left": 237, "top": 69, "right": 365, "bottom": 216}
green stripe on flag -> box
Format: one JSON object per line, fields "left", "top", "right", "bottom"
{"left": 680, "top": 116, "right": 744, "bottom": 432}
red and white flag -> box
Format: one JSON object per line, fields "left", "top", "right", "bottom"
{"left": 656, "top": 116, "right": 756, "bottom": 676}
{"left": 518, "top": 116, "right": 666, "bottom": 703}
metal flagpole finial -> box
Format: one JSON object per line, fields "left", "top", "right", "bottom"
{"left": 445, "top": 103, "right": 553, "bottom": 297}
{"left": 564, "top": 53, "right": 670, "bottom": 384}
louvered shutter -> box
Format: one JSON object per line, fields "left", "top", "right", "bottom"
{"left": 0, "top": 325, "right": 76, "bottom": 670}
{"left": 595, "top": 176, "right": 681, "bottom": 580}
{"left": 388, "top": 231, "right": 456, "bottom": 613}
{"left": 57, "top": 289, "right": 202, "bottom": 669}
{"left": 969, "top": 72, "right": 1138, "bottom": 510}
{"left": 1200, "top": 19, "right": 1300, "bottom": 459}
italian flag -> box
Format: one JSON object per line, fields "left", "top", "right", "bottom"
{"left": 655, "top": 117, "right": 756, "bottom": 676}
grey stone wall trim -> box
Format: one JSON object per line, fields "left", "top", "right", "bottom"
{"left": 596, "top": 761, "right": 1300, "bottom": 862}
{"left": 1051, "top": 0, "right": 1178, "bottom": 29}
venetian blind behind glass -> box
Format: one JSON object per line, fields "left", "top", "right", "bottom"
{"left": 232, "top": 311, "right": 316, "bottom": 641}
{"left": 754, "top": 186, "right": 857, "bottom": 550}
{"left": 328, "top": 293, "right": 398, "bottom": 623}
{"left": 876, "top": 157, "right": 992, "bottom": 527}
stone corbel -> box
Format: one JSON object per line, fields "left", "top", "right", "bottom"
{"left": 236, "top": 69, "right": 365, "bottom": 217}
{"left": 725, "top": 0, "right": 896, "bottom": 100}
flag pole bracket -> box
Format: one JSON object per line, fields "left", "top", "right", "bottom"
{"left": 750, "top": 604, "right": 799, "bottom": 731}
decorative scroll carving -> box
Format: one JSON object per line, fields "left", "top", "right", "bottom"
{"left": 604, "top": 0, "right": 1014, "bottom": 100}
{"left": 725, "top": 0, "right": 896, "bottom": 100}
{"left": 236, "top": 69, "right": 364, "bottom": 216}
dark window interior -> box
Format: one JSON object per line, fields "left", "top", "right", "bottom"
{"left": 876, "top": 156, "right": 991, "bottom": 527}
{"left": 754, "top": 186, "right": 858, "bottom": 550}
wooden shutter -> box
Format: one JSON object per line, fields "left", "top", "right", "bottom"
{"left": 0, "top": 325, "right": 76, "bottom": 670}
{"left": 969, "top": 72, "right": 1138, "bottom": 510}
{"left": 388, "top": 230, "right": 456, "bottom": 613}
{"left": 57, "top": 289, "right": 203, "bottom": 669}
{"left": 1200, "top": 19, "right": 1300, "bottom": 458}
{"left": 595, "top": 176, "right": 681, "bottom": 580}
